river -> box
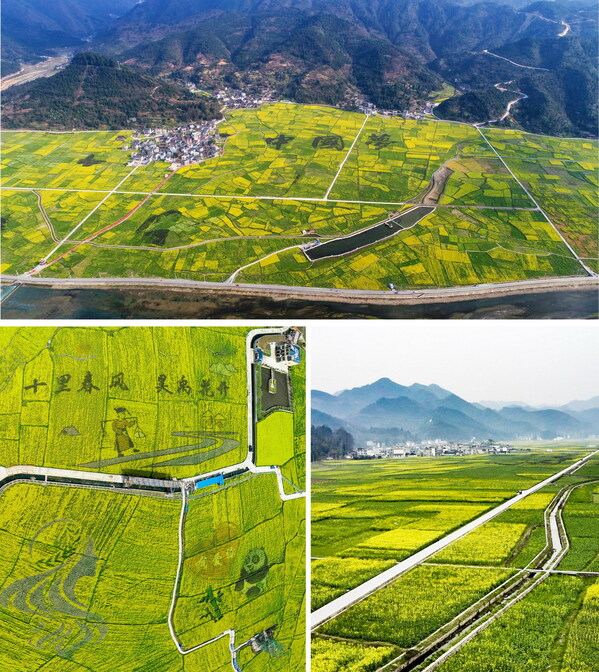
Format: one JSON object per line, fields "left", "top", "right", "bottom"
{"left": 1, "top": 285, "right": 597, "bottom": 320}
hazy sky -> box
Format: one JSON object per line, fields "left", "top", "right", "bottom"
{"left": 311, "top": 322, "right": 599, "bottom": 406}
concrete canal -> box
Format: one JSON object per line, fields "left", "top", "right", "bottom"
{"left": 304, "top": 206, "right": 435, "bottom": 261}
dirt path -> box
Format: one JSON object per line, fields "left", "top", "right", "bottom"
{"left": 33, "top": 190, "right": 60, "bottom": 243}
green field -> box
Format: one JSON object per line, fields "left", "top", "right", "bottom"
{"left": 559, "top": 482, "right": 599, "bottom": 572}
{"left": 256, "top": 411, "right": 294, "bottom": 467}
{"left": 0, "top": 326, "right": 252, "bottom": 479}
{"left": 434, "top": 575, "right": 598, "bottom": 672}
{"left": 0, "top": 131, "right": 135, "bottom": 191}
{"left": 0, "top": 482, "right": 183, "bottom": 672}
{"left": 173, "top": 473, "right": 305, "bottom": 662}
{"left": 0, "top": 326, "right": 306, "bottom": 672}
{"left": 312, "top": 449, "right": 585, "bottom": 562}
{"left": 0, "top": 476, "right": 305, "bottom": 672}
{"left": 318, "top": 564, "right": 514, "bottom": 647}
{"left": 160, "top": 104, "right": 366, "bottom": 199}
{"left": 312, "top": 638, "right": 396, "bottom": 672}
{"left": 326, "top": 115, "right": 492, "bottom": 203}
{"left": 284, "top": 353, "right": 306, "bottom": 493}
{"left": 311, "top": 448, "right": 599, "bottom": 672}
{"left": 1, "top": 104, "right": 596, "bottom": 287}
{"left": 505, "top": 158, "right": 598, "bottom": 260}
{"left": 238, "top": 208, "right": 583, "bottom": 289}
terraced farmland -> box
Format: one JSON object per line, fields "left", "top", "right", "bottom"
{"left": 2, "top": 103, "right": 596, "bottom": 291}
{"left": 311, "top": 448, "right": 599, "bottom": 672}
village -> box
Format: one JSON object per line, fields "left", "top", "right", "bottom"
{"left": 123, "top": 119, "right": 222, "bottom": 169}
{"left": 120, "top": 84, "right": 433, "bottom": 172}
{"left": 351, "top": 439, "right": 516, "bottom": 459}
{"left": 212, "top": 86, "right": 276, "bottom": 109}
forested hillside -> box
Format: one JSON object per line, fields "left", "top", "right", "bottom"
{"left": 1, "top": 0, "right": 136, "bottom": 75}
{"left": 2, "top": 0, "right": 597, "bottom": 136}
{"left": 121, "top": 12, "right": 441, "bottom": 109}
{"left": 2, "top": 53, "right": 221, "bottom": 130}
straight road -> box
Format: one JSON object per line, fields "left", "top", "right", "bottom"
{"left": 0, "top": 186, "right": 539, "bottom": 211}
{"left": 324, "top": 114, "right": 370, "bottom": 199}
{"left": 4, "top": 271, "right": 596, "bottom": 303}
{"left": 419, "top": 478, "right": 596, "bottom": 671}
{"left": 477, "top": 128, "right": 597, "bottom": 277}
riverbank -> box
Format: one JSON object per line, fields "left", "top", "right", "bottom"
{"left": 1, "top": 276, "right": 597, "bottom": 319}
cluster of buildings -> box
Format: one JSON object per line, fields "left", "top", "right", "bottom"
{"left": 352, "top": 440, "right": 515, "bottom": 459}
{"left": 119, "top": 84, "right": 436, "bottom": 172}
{"left": 253, "top": 327, "right": 303, "bottom": 372}
{"left": 352, "top": 97, "right": 428, "bottom": 120}
{"left": 124, "top": 121, "right": 221, "bottom": 169}
{"left": 213, "top": 87, "right": 276, "bottom": 109}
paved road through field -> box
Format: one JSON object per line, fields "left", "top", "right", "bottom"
{"left": 419, "top": 476, "right": 598, "bottom": 671}
{"left": 311, "top": 449, "right": 599, "bottom": 629}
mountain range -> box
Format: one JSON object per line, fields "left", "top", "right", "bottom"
{"left": 2, "top": 0, "right": 597, "bottom": 136}
{"left": 312, "top": 378, "right": 599, "bottom": 443}
{"left": 1, "top": 0, "right": 137, "bottom": 75}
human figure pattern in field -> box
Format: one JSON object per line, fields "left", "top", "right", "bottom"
{"left": 109, "top": 408, "right": 139, "bottom": 456}
{"left": 0, "top": 520, "right": 106, "bottom": 656}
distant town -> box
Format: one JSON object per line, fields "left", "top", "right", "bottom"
{"left": 349, "top": 440, "right": 516, "bottom": 459}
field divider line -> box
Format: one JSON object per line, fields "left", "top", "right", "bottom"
{"left": 419, "top": 478, "right": 598, "bottom": 672}
{"left": 225, "top": 244, "right": 302, "bottom": 284}
{"left": 324, "top": 114, "right": 370, "bottom": 200}
{"left": 476, "top": 127, "right": 596, "bottom": 277}
{"left": 311, "top": 449, "right": 598, "bottom": 630}
{"left": 374, "top": 482, "right": 571, "bottom": 672}
{"left": 166, "top": 484, "right": 239, "bottom": 663}
{"left": 421, "top": 561, "right": 599, "bottom": 576}
{"left": 40, "top": 171, "right": 176, "bottom": 273}
{"left": 32, "top": 190, "right": 60, "bottom": 243}
{"left": 27, "top": 165, "right": 140, "bottom": 274}
{"left": 0, "top": 185, "right": 541, "bottom": 211}
{"left": 167, "top": 331, "right": 304, "bottom": 660}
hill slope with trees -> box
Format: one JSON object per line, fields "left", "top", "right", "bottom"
{"left": 2, "top": 52, "right": 221, "bottom": 130}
